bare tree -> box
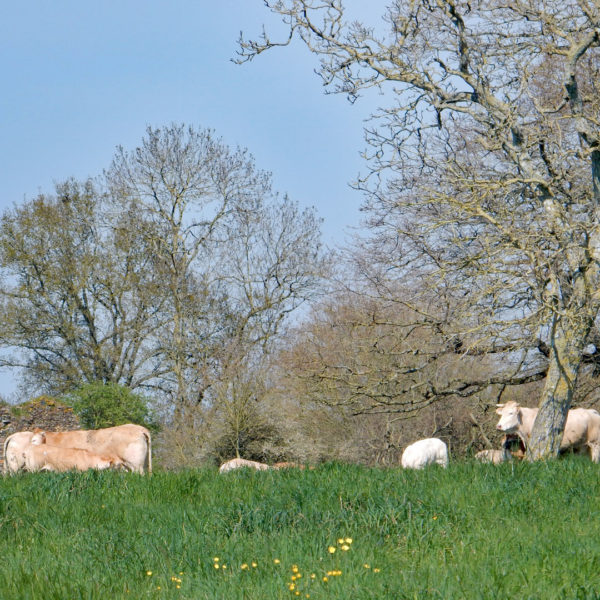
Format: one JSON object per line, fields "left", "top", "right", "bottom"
{"left": 0, "top": 179, "right": 168, "bottom": 394}
{"left": 105, "top": 124, "right": 328, "bottom": 410}
{"left": 0, "top": 125, "right": 329, "bottom": 425}
{"left": 239, "top": 1, "right": 600, "bottom": 459}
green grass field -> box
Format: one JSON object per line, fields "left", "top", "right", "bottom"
{"left": 1, "top": 459, "right": 600, "bottom": 599}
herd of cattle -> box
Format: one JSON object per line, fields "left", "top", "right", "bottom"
{"left": 3, "top": 401, "right": 600, "bottom": 475}
{"left": 402, "top": 401, "right": 600, "bottom": 469}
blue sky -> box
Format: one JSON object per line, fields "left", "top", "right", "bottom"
{"left": 0, "top": 1, "right": 388, "bottom": 399}
{"left": 1, "top": 1, "right": 387, "bottom": 245}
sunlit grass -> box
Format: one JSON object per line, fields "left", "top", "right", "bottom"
{"left": 1, "top": 459, "right": 600, "bottom": 598}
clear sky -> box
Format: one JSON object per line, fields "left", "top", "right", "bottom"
{"left": 0, "top": 1, "right": 388, "bottom": 399}
{"left": 1, "top": 1, "right": 388, "bottom": 245}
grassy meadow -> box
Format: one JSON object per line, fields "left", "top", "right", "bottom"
{"left": 1, "top": 459, "right": 600, "bottom": 599}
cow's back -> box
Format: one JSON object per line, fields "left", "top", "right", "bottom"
{"left": 401, "top": 438, "right": 448, "bottom": 469}
{"left": 219, "top": 458, "right": 270, "bottom": 473}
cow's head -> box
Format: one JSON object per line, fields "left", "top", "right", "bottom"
{"left": 30, "top": 431, "right": 47, "bottom": 445}
{"left": 495, "top": 402, "right": 522, "bottom": 432}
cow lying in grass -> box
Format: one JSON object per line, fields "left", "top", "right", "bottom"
{"left": 475, "top": 435, "right": 526, "bottom": 464}
{"left": 401, "top": 438, "right": 448, "bottom": 469}
{"left": 219, "top": 458, "right": 270, "bottom": 473}
{"left": 22, "top": 431, "right": 124, "bottom": 472}
{"left": 475, "top": 448, "right": 510, "bottom": 464}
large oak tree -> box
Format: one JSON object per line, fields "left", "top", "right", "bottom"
{"left": 240, "top": 0, "right": 600, "bottom": 459}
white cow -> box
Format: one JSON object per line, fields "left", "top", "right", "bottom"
{"left": 496, "top": 401, "right": 600, "bottom": 461}
{"left": 219, "top": 458, "right": 271, "bottom": 473}
{"left": 23, "top": 434, "right": 123, "bottom": 472}
{"left": 401, "top": 438, "right": 448, "bottom": 469}
{"left": 3, "top": 424, "right": 151, "bottom": 474}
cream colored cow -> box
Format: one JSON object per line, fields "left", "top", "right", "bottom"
{"left": 496, "top": 401, "right": 600, "bottom": 461}
{"left": 3, "top": 431, "right": 35, "bottom": 475}
{"left": 219, "top": 458, "right": 270, "bottom": 473}
{"left": 475, "top": 449, "right": 510, "bottom": 464}
{"left": 23, "top": 434, "right": 122, "bottom": 472}
{"left": 4, "top": 424, "right": 151, "bottom": 474}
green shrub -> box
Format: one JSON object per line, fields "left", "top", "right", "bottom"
{"left": 64, "top": 382, "right": 158, "bottom": 431}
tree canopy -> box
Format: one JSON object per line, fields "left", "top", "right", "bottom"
{"left": 0, "top": 125, "right": 329, "bottom": 413}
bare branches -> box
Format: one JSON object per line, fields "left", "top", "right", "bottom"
{"left": 243, "top": 2, "right": 600, "bottom": 435}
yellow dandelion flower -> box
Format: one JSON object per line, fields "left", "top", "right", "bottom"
{"left": 337, "top": 538, "right": 345, "bottom": 545}
{"left": 288, "top": 583, "right": 296, "bottom": 591}
{"left": 364, "top": 563, "right": 371, "bottom": 569}
{"left": 323, "top": 576, "right": 328, "bottom": 582}
{"left": 241, "top": 564, "right": 249, "bottom": 570}
{"left": 296, "top": 573, "right": 302, "bottom": 579}
{"left": 310, "top": 573, "right": 316, "bottom": 579}
{"left": 179, "top": 571, "right": 184, "bottom": 575}
{"left": 222, "top": 565, "right": 227, "bottom": 570}
{"left": 433, "top": 515, "right": 438, "bottom": 520}
{"left": 214, "top": 564, "right": 220, "bottom": 569}
{"left": 341, "top": 544, "right": 350, "bottom": 551}
{"left": 176, "top": 585, "right": 181, "bottom": 589}
{"left": 345, "top": 537, "right": 352, "bottom": 544}
{"left": 374, "top": 568, "right": 381, "bottom": 573}
{"left": 328, "top": 546, "right": 336, "bottom": 554}
{"left": 146, "top": 571, "right": 152, "bottom": 576}
{"left": 291, "top": 575, "right": 297, "bottom": 581}
{"left": 252, "top": 562, "right": 258, "bottom": 568}
{"left": 156, "top": 586, "right": 161, "bottom": 590}
{"left": 292, "top": 565, "right": 299, "bottom": 573}
{"left": 213, "top": 557, "right": 219, "bottom": 562}
{"left": 295, "top": 592, "right": 300, "bottom": 597}
{"left": 274, "top": 559, "right": 281, "bottom": 565}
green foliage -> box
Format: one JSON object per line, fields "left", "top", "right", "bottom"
{"left": 65, "top": 382, "right": 157, "bottom": 430}
{"left": 1, "top": 459, "right": 600, "bottom": 598}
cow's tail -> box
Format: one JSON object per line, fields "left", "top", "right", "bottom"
{"left": 3, "top": 434, "right": 13, "bottom": 476}
{"left": 145, "top": 431, "right": 152, "bottom": 475}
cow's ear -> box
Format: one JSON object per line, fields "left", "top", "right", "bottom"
{"left": 495, "top": 404, "right": 504, "bottom": 414}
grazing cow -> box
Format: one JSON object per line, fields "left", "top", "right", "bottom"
{"left": 219, "top": 458, "right": 270, "bottom": 473}
{"left": 4, "top": 424, "right": 151, "bottom": 474}
{"left": 475, "top": 449, "right": 510, "bottom": 464}
{"left": 23, "top": 434, "right": 122, "bottom": 472}
{"left": 401, "top": 438, "right": 448, "bottom": 469}
{"left": 496, "top": 401, "right": 600, "bottom": 461}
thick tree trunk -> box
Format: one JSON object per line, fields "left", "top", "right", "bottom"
{"left": 527, "top": 317, "right": 590, "bottom": 460}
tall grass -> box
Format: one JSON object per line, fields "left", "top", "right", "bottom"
{"left": 1, "top": 459, "right": 600, "bottom": 599}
